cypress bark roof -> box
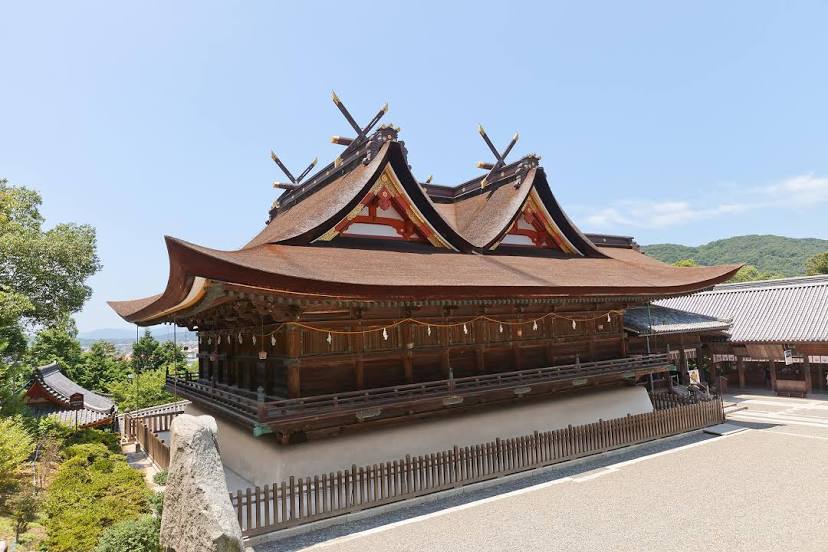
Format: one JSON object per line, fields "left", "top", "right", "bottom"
{"left": 109, "top": 129, "right": 741, "bottom": 325}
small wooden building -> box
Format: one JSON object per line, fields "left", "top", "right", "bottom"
{"left": 25, "top": 363, "right": 116, "bottom": 428}
{"left": 110, "top": 100, "right": 738, "bottom": 444}
{"left": 658, "top": 275, "right": 828, "bottom": 397}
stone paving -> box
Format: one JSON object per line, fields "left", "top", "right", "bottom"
{"left": 254, "top": 393, "right": 828, "bottom": 552}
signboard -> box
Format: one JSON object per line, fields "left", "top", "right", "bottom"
{"left": 68, "top": 392, "right": 84, "bottom": 410}
{"left": 688, "top": 369, "right": 701, "bottom": 385}
{"left": 784, "top": 349, "right": 794, "bottom": 366}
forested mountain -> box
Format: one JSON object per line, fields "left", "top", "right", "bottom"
{"left": 642, "top": 235, "right": 828, "bottom": 277}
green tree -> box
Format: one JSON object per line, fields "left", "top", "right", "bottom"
{"left": 25, "top": 316, "right": 83, "bottom": 373}
{"left": 77, "top": 340, "right": 130, "bottom": 393}
{"left": 805, "top": 252, "right": 828, "bottom": 275}
{"left": 728, "top": 265, "right": 785, "bottom": 283}
{"left": 0, "top": 179, "right": 101, "bottom": 330}
{"left": 132, "top": 329, "right": 163, "bottom": 373}
{"left": 672, "top": 259, "right": 698, "bottom": 267}
{"left": 107, "top": 368, "right": 175, "bottom": 411}
{"left": 0, "top": 416, "right": 35, "bottom": 497}
{"left": 156, "top": 340, "right": 186, "bottom": 374}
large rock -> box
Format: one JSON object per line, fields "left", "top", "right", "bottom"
{"left": 160, "top": 414, "right": 246, "bottom": 552}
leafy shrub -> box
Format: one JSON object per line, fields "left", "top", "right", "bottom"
{"left": 152, "top": 469, "right": 167, "bottom": 486}
{"left": 63, "top": 427, "right": 120, "bottom": 453}
{"left": 95, "top": 514, "right": 160, "bottom": 552}
{"left": 148, "top": 491, "right": 164, "bottom": 517}
{"left": 0, "top": 416, "right": 34, "bottom": 497}
{"left": 43, "top": 443, "right": 149, "bottom": 552}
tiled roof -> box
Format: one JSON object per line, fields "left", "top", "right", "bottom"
{"left": 657, "top": 275, "right": 828, "bottom": 343}
{"left": 624, "top": 305, "right": 731, "bottom": 336}
{"left": 34, "top": 363, "right": 115, "bottom": 412}
{"left": 29, "top": 406, "right": 113, "bottom": 428}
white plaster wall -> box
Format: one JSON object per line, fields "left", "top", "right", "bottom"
{"left": 187, "top": 386, "right": 653, "bottom": 488}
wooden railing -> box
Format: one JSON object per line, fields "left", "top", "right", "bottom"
{"left": 230, "top": 394, "right": 724, "bottom": 537}
{"left": 133, "top": 417, "right": 172, "bottom": 470}
{"left": 122, "top": 407, "right": 186, "bottom": 471}
{"left": 170, "top": 354, "right": 673, "bottom": 425}
{"left": 122, "top": 404, "right": 187, "bottom": 442}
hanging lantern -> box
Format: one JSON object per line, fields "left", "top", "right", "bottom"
{"left": 270, "top": 335, "right": 276, "bottom": 347}
{"left": 382, "top": 328, "right": 389, "bottom": 340}
{"left": 572, "top": 320, "right": 577, "bottom": 330}
{"left": 238, "top": 333, "right": 243, "bottom": 344}
{"left": 208, "top": 337, "right": 212, "bottom": 345}
{"left": 326, "top": 332, "right": 333, "bottom": 345}
{"left": 252, "top": 335, "right": 256, "bottom": 345}
{"left": 607, "top": 313, "right": 612, "bottom": 322}
{"left": 427, "top": 325, "right": 431, "bottom": 336}
{"left": 532, "top": 320, "right": 538, "bottom": 331}
{"left": 463, "top": 323, "right": 468, "bottom": 335}
{"left": 516, "top": 328, "right": 523, "bottom": 337}
{"left": 499, "top": 324, "right": 504, "bottom": 333}
{"left": 217, "top": 335, "right": 221, "bottom": 344}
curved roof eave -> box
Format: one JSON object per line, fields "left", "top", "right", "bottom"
{"left": 109, "top": 238, "right": 742, "bottom": 324}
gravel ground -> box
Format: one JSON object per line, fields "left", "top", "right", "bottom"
{"left": 254, "top": 394, "right": 828, "bottom": 552}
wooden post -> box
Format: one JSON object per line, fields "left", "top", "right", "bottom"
{"left": 678, "top": 347, "right": 689, "bottom": 385}
{"left": 803, "top": 355, "right": 812, "bottom": 394}
{"left": 736, "top": 356, "right": 746, "bottom": 389}
{"left": 696, "top": 345, "right": 706, "bottom": 383}
{"left": 768, "top": 360, "right": 777, "bottom": 393}
{"left": 402, "top": 322, "right": 414, "bottom": 384}
{"left": 286, "top": 325, "right": 302, "bottom": 398}
{"left": 818, "top": 362, "right": 825, "bottom": 392}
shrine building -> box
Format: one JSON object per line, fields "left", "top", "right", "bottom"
{"left": 110, "top": 96, "right": 739, "bottom": 483}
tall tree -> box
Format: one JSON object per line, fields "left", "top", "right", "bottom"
{"left": 805, "top": 252, "right": 828, "bottom": 275}
{"left": 25, "top": 317, "right": 83, "bottom": 373}
{"left": 78, "top": 341, "right": 130, "bottom": 392}
{"left": 0, "top": 179, "right": 101, "bottom": 327}
{"left": 131, "top": 329, "right": 162, "bottom": 373}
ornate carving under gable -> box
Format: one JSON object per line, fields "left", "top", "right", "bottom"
{"left": 316, "top": 167, "right": 452, "bottom": 248}
{"left": 496, "top": 191, "right": 582, "bottom": 254}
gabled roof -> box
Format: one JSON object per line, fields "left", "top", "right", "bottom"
{"left": 624, "top": 305, "right": 731, "bottom": 336}
{"left": 109, "top": 124, "right": 741, "bottom": 325}
{"left": 27, "top": 363, "right": 115, "bottom": 413}
{"left": 657, "top": 275, "right": 828, "bottom": 343}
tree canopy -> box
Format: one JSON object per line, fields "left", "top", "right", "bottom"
{"left": 643, "top": 235, "right": 828, "bottom": 277}
{"left": 805, "top": 252, "right": 828, "bottom": 276}
{"left": 0, "top": 179, "right": 101, "bottom": 328}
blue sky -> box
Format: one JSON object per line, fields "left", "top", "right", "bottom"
{"left": 1, "top": 1, "right": 827, "bottom": 332}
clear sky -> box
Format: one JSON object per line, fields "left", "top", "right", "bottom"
{"left": 2, "top": 1, "right": 827, "bottom": 333}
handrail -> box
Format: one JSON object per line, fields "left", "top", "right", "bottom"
{"left": 169, "top": 354, "right": 672, "bottom": 422}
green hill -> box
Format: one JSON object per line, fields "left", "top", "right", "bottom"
{"left": 641, "top": 235, "right": 828, "bottom": 277}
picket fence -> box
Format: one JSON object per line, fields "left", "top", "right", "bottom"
{"left": 230, "top": 394, "right": 724, "bottom": 537}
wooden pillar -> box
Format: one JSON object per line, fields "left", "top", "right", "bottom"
{"left": 803, "top": 355, "right": 812, "bottom": 394}
{"left": 736, "top": 356, "right": 746, "bottom": 389}
{"left": 474, "top": 347, "right": 486, "bottom": 375}
{"left": 696, "top": 345, "right": 706, "bottom": 383}
{"left": 769, "top": 360, "right": 777, "bottom": 392}
{"left": 402, "top": 322, "right": 414, "bottom": 384}
{"left": 286, "top": 326, "right": 302, "bottom": 398}
{"left": 354, "top": 321, "right": 365, "bottom": 389}
{"left": 678, "top": 347, "right": 689, "bottom": 385}
{"left": 818, "top": 363, "right": 825, "bottom": 391}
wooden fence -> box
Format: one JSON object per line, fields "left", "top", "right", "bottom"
{"left": 123, "top": 408, "right": 186, "bottom": 471}
{"left": 230, "top": 395, "right": 724, "bottom": 536}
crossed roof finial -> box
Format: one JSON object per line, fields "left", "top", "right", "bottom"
{"left": 270, "top": 151, "right": 318, "bottom": 190}
{"left": 330, "top": 91, "right": 389, "bottom": 166}
{"left": 476, "top": 125, "right": 519, "bottom": 189}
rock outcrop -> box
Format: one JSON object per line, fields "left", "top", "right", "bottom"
{"left": 160, "top": 414, "right": 246, "bottom": 552}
